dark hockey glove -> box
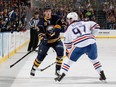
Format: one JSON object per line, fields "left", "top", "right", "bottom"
{"left": 41, "top": 36, "right": 48, "bottom": 45}
{"left": 38, "top": 33, "right": 45, "bottom": 41}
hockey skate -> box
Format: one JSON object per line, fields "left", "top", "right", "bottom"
{"left": 99, "top": 71, "right": 107, "bottom": 83}
{"left": 55, "top": 64, "right": 61, "bottom": 76}
{"left": 30, "top": 67, "right": 36, "bottom": 76}
{"left": 55, "top": 70, "right": 60, "bottom": 76}
{"left": 54, "top": 73, "right": 65, "bottom": 82}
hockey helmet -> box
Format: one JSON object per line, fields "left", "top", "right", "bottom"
{"left": 67, "top": 12, "right": 79, "bottom": 21}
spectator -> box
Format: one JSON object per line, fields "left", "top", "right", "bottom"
{"left": 107, "top": 13, "right": 116, "bottom": 29}
{"left": 21, "top": 7, "right": 27, "bottom": 27}
{"left": 3, "top": 9, "right": 9, "bottom": 28}
{"left": 0, "top": 0, "right": 30, "bottom": 32}
{"left": 0, "top": 18, "right": 3, "bottom": 32}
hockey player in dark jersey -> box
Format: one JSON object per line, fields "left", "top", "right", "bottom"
{"left": 30, "top": 6, "right": 66, "bottom": 76}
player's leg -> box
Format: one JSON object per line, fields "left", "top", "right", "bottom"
{"left": 27, "top": 28, "right": 34, "bottom": 51}
{"left": 52, "top": 40, "right": 64, "bottom": 76}
{"left": 55, "top": 47, "right": 84, "bottom": 82}
{"left": 30, "top": 43, "right": 50, "bottom": 76}
{"left": 55, "top": 58, "right": 73, "bottom": 82}
{"left": 87, "top": 43, "right": 106, "bottom": 81}
{"left": 33, "top": 29, "right": 38, "bottom": 51}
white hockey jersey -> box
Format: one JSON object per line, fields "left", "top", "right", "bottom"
{"left": 29, "top": 17, "right": 39, "bottom": 28}
{"left": 64, "top": 20, "right": 100, "bottom": 51}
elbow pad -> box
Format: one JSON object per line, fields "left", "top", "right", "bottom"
{"left": 91, "top": 29, "right": 100, "bottom": 35}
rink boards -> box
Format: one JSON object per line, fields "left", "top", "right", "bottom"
{"left": 0, "top": 31, "right": 30, "bottom": 63}
{"left": 0, "top": 30, "right": 116, "bottom": 63}
{"left": 60, "top": 30, "right": 116, "bottom": 38}
{"left": 0, "top": 31, "right": 116, "bottom": 87}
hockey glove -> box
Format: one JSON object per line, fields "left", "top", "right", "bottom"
{"left": 41, "top": 36, "right": 48, "bottom": 45}
{"left": 38, "top": 33, "right": 45, "bottom": 41}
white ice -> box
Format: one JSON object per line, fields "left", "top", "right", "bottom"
{"left": 0, "top": 38, "right": 116, "bottom": 87}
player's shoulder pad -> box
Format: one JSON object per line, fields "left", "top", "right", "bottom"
{"left": 88, "top": 21, "right": 97, "bottom": 24}
{"left": 65, "top": 24, "right": 72, "bottom": 32}
{"left": 52, "top": 15, "right": 60, "bottom": 20}
{"left": 38, "top": 18, "right": 44, "bottom": 25}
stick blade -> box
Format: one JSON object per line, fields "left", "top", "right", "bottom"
{"left": 10, "top": 64, "right": 14, "bottom": 68}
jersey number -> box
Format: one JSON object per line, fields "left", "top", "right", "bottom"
{"left": 72, "top": 25, "right": 86, "bottom": 35}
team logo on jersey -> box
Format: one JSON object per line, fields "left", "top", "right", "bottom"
{"left": 46, "top": 25, "right": 54, "bottom": 35}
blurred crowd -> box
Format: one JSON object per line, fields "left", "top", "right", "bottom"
{"left": 32, "top": 0, "right": 116, "bottom": 29}
{"left": 0, "top": 0, "right": 116, "bottom": 31}
{"left": 103, "top": 2, "right": 116, "bottom": 29}
{"left": 0, "top": 0, "right": 30, "bottom": 33}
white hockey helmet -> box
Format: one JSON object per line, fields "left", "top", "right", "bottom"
{"left": 67, "top": 12, "right": 79, "bottom": 21}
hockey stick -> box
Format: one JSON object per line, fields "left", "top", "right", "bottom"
{"left": 10, "top": 45, "right": 39, "bottom": 68}
{"left": 37, "top": 56, "right": 66, "bottom": 72}
{"left": 37, "top": 62, "right": 56, "bottom": 71}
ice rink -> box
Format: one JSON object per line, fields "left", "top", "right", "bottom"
{"left": 0, "top": 38, "right": 116, "bottom": 87}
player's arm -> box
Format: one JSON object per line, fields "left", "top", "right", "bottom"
{"left": 37, "top": 20, "right": 45, "bottom": 41}
{"left": 64, "top": 26, "right": 73, "bottom": 57}
{"left": 54, "top": 15, "right": 67, "bottom": 32}
{"left": 90, "top": 21, "right": 100, "bottom": 35}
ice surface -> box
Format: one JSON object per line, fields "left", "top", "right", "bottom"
{"left": 0, "top": 39, "right": 116, "bottom": 87}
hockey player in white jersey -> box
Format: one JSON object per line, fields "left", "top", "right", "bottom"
{"left": 55, "top": 12, "right": 106, "bottom": 82}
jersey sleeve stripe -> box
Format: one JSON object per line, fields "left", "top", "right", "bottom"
{"left": 74, "top": 38, "right": 95, "bottom": 45}
{"left": 64, "top": 42, "right": 72, "bottom": 44}
{"left": 73, "top": 35, "right": 95, "bottom": 45}
{"left": 91, "top": 24, "right": 100, "bottom": 30}
{"left": 73, "top": 35, "right": 95, "bottom": 43}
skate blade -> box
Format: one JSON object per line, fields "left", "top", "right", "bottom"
{"left": 100, "top": 80, "right": 107, "bottom": 83}
{"left": 54, "top": 77, "right": 59, "bottom": 82}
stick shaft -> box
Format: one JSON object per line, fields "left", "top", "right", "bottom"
{"left": 10, "top": 45, "right": 40, "bottom": 68}
{"left": 37, "top": 56, "right": 66, "bottom": 71}
{"left": 38, "top": 62, "right": 56, "bottom": 71}
{"left": 10, "top": 50, "right": 32, "bottom": 68}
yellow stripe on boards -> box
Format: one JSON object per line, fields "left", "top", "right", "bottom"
{"left": 0, "top": 40, "right": 29, "bottom": 64}
{"left": 60, "top": 36, "right": 116, "bottom": 39}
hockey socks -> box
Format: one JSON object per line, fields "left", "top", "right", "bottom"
{"left": 30, "top": 65, "right": 37, "bottom": 76}
{"left": 55, "top": 57, "right": 63, "bottom": 76}
{"left": 60, "top": 58, "right": 74, "bottom": 74}
{"left": 90, "top": 59, "right": 106, "bottom": 81}
{"left": 91, "top": 59, "right": 102, "bottom": 74}
{"left": 30, "top": 58, "right": 41, "bottom": 76}
{"left": 56, "top": 57, "right": 63, "bottom": 68}
{"left": 55, "top": 58, "right": 74, "bottom": 82}
{"left": 34, "top": 59, "right": 41, "bottom": 67}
